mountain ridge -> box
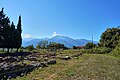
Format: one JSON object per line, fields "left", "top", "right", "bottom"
{"left": 22, "top": 35, "right": 98, "bottom": 48}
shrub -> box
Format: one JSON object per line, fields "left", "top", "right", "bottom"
{"left": 111, "top": 41, "right": 120, "bottom": 57}
{"left": 32, "top": 50, "right": 38, "bottom": 53}
{"left": 18, "top": 48, "right": 23, "bottom": 52}
{"left": 81, "top": 47, "right": 112, "bottom": 54}
{"left": 25, "top": 45, "right": 34, "bottom": 51}
{"left": 84, "top": 42, "right": 97, "bottom": 49}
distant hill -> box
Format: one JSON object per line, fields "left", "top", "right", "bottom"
{"left": 22, "top": 36, "right": 98, "bottom": 48}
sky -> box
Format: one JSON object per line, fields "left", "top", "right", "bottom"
{"left": 0, "top": 0, "right": 120, "bottom": 41}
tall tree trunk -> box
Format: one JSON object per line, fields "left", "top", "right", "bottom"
{"left": 2, "top": 48, "right": 4, "bottom": 52}
{"left": 11, "top": 48, "right": 13, "bottom": 52}
{"left": 7, "top": 48, "right": 9, "bottom": 53}
{"left": 16, "top": 48, "right": 18, "bottom": 52}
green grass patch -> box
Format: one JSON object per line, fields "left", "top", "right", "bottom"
{"left": 13, "top": 54, "right": 120, "bottom": 80}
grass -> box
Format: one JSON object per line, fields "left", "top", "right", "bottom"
{"left": 12, "top": 54, "right": 120, "bottom": 80}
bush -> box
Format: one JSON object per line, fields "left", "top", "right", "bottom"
{"left": 18, "top": 48, "right": 23, "bottom": 52}
{"left": 111, "top": 41, "right": 120, "bottom": 57}
{"left": 81, "top": 47, "right": 112, "bottom": 54}
{"left": 32, "top": 50, "right": 38, "bottom": 53}
{"left": 25, "top": 45, "right": 34, "bottom": 51}
{"left": 84, "top": 42, "right": 97, "bottom": 49}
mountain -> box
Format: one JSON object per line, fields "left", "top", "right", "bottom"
{"left": 75, "top": 39, "right": 98, "bottom": 46}
{"left": 22, "top": 36, "right": 98, "bottom": 48}
{"left": 49, "top": 36, "right": 77, "bottom": 47}
{"left": 22, "top": 38, "right": 34, "bottom": 42}
{"left": 22, "top": 38, "right": 49, "bottom": 47}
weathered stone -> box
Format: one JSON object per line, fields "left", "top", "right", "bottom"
{"left": 24, "top": 57, "right": 28, "bottom": 60}
{"left": 21, "top": 73, "right": 24, "bottom": 76}
{"left": 61, "top": 56, "right": 71, "bottom": 60}
{"left": 0, "top": 57, "right": 3, "bottom": 62}
{"left": 74, "top": 57, "right": 79, "bottom": 59}
{"left": 50, "top": 53, "right": 56, "bottom": 56}
{"left": 28, "top": 57, "right": 37, "bottom": 61}
{"left": 40, "top": 62, "right": 48, "bottom": 67}
{"left": 51, "top": 56, "right": 56, "bottom": 58}
{"left": 0, "top": 62, "right": 10, "bottom": 70}
{"left": 30, "top": 62, "right": 43, "bottom": 67}
{"left": 7, "top": 73, "right": 17, "bottom": 78}
{"left": 60, "top": 52, "right": 62, "bottom": 54}
{"left": 47, "top": 59, "right": 56, "bottom": 65}
{"left": 2, "top": 56, "right": 17, "bottom": 62}
{"left": 72, "top": 53, "right": 82, "bottom": 57}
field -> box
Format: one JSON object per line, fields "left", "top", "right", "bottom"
{"left": 1, "top": 1, "right": 120, "bottom": 80}
{"left": 12, "top": 53, "right": 120, "bottom": 80}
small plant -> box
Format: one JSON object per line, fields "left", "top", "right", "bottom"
{"left": 25, "top": 45, "right": 34, "bottom": 51}
{"left": 111, "top": 41, "right": 120, "bottom": 57}
{"left": 32, "top": 50, "right": 38, "bottom": 53}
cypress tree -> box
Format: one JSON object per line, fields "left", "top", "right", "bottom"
{"left": 0, "top": 8, "right": 5, "bottom": 49}
{"left": 0, "top": 8, "right": 11, "bottom": 53}
{"left": 10, "top": 22, "right": 16, "bottom": 49}
{"left": 16, "top": 15, "right": 22, "bottom": 51}
{"left": 4, "top": 17, "right": 11, "bottom": 53}
{"left": 0, "top": 8, "right": 22, "bottom": 53}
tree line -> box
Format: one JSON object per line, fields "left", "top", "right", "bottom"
{"left": 74, "top": 27, "right": 120, "bottom": 49}
{"left": 24, "top": 41, "right": 68, "bottom": 51}
{"left": 0, "top": 8, "right": 22, "bottom": 53}
{"left": 36, "top": 41, "right": 67, "bottom": 50}
{"left": 26, "top": 26, "right": 120, "bottom": 51}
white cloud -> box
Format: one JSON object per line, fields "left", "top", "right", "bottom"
{"left": 24, "top": 34, "right": 32, "bottom": 38}
{"left": 52, "top": 32, "right": 61, "bottom": 37}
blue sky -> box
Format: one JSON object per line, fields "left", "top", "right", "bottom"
{"left": 0, "top": 0, "right": 120, "bottom": 41}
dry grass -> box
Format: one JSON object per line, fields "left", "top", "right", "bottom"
{"left": 13, "top": 54, "right": 120, "bottom": 80}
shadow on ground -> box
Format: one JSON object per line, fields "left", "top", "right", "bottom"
{"left": 0, "top": 52, "right": 32, "bottom": 57}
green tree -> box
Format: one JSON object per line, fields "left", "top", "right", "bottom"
{"left": 73, "top": 46, "right": 77, "bottom": 49}
{"left": 16, "top": 15, "right": 22, "bottom": 51}
{"left": 0, "top": 8, "right": 5, "bottom": 49}
{"left": 4, "top": 18, "right": 11, "bottom": 53}
{"left": 99, "top": 27, "right": 120, "bottom": 48}
{"left": 25, "top": 45, "right": 34, "bottom": 51}
{"left": 0, "top": 8, "right": 22, "bottom": 53}
{"left": 2, "top": 16, "right": 11, "bottom": 53}
{"left": 111, "top": 40, "right": 120, "bottom": 57}
{"left": 10, "top": 22, "right": 20, "bottom": 52}
{"left": 36, "top": 44, "right": 41, "bottom": 50}
{"left": 47, "top": 42, "right": 66, "bottom": 50}
{"left": 84, "top": 42, "right": 96, "bottom": 49}
{"left": 37, "top": 40, "right": 48, "bottom": 49}
{"left": 10, "top": 22, "right": 16, "bottom": 49}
